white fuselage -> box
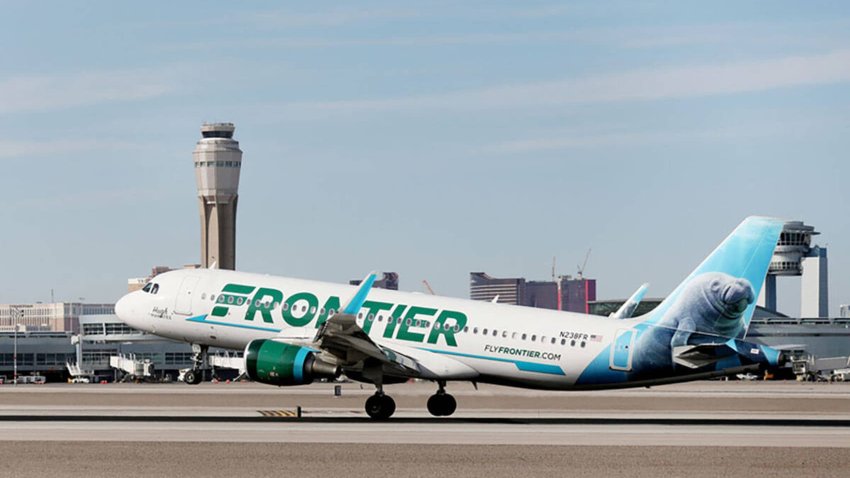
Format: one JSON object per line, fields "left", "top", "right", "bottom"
{"left": 116, "top": 268, "right": 637, "bottom": 390}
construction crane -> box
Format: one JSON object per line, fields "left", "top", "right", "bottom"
{"left": 577, "top": 248, "right": 592, "bottom": 279}
{"left": 422, "top": 280, "right": 436, "bottom": 295}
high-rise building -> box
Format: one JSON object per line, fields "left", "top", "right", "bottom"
{"left": 470, "top": 273, "right": 525, "bottom": 305}
{"left": 525, "top": 281, "right": 558, "bottom": 309}
{"left": 470, "top": 273, "right": 596, "bottom": 312}
{"left": 194, "top": 123, "right": 242, "bottom": 270}
{"left": 349, "top": 272, "right": 400, "bottom": 290}
{"left": 560, "top": 277, "right": 597, "bottom": 314}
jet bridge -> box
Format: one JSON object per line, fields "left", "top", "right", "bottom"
{"left": 110, "top": 354, "right": 155, "bottom": 380}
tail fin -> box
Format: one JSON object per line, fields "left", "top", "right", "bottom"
{"left": 641, "top": 216, "right": 784, "bottom": 340}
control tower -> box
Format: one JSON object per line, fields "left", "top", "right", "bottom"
{"left": 757, "top": 221, "right": 829, "bottom": 317}
{"left": 193, "top": 123, "right": 242, "bottom": 270}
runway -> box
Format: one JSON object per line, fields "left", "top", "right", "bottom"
{"left": 0, "top": 381, "right": 848, "bottom": 477}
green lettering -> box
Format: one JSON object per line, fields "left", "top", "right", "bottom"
{"left": 315, "top": 296, "right": 341, "bottom": 328}
{"left": 282, "top": 292, "right": 318, "bottom": 327}
{"left": 360, "top": 300, "right": 393, "bottom": 334}
{"left": 427, "top": 310, "right": 468, "bottom": 347}
{"left": 397, "top": 306, "right": 436, "bottom": 342}
{"left": 383, "top": 304, "right": 407, "bottom": 338}
{"left": 244, "top": 288, "right": 283, "bottom": 324}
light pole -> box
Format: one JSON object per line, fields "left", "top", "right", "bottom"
{"left": 11, "top": 307, "right": 23, "bottom": 386}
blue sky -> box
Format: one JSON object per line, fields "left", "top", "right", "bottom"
{"left": 1, "top": 1, "right": 848, "bottom": 316}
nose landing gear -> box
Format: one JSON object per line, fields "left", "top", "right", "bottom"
{"left": 426, "top": 380, "right": 457, "bottom": 417}
{"left": 182, "top": 344, "right": 208, "bottom": 385}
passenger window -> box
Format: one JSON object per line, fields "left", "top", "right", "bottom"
{"left": 473, "top": 327, "right": 479, "bottom": 334}
{"left": 464, "top": 326, "right": 469, "bottom": 333}
{"left": 482, "top": 328, "right": 488, "bottom": 335}
{"left": 531, "top": 335, "right": 536, "bottom": 341}
{"left": 492, "top": 329, "right": 497, "bottom": 337}
{"left": 571, "top": 340, "right": 576, "bottom": 347}
{"left": 512, "top": 332, "right": 517, "bottom": 339}
{"left": 236, "top": 297, "right": 244, "bottom": 305}
{"left": 282, "top": 303, "right": 289, "bottom": 311}
{"left": 502, "top": 331, "right": 507, "bottom": 338}
{"left": 368, "top": 314, "right": 374, "bottom": 322}
{"left": 377, "top": 315, "right": 383, "bottom": 322}
{"left": 521, "top": 333, "right": 527, "bottom": 340}
{"left": 561, "top": 339, "right": 566, "bottom": 345}
{"left": 273, "top": 302, "right": 280, "bottom": 309}
{"left": 551, "top": 337, "right": 556, "bottom": 344}
{"left": 581, "top": 341, "right": 586, "bottom": 348}
{"left": 454, "top": 326, "right": 460, "bottom": 333}
{"left": 210, "top": 295, "right": 216, "bottom": 302}
{"left": 328, "top": 309, "right": 335, "bottom": 317}
{"left": 444, "top": 322, "right": 451, "bottom": 330}
{"left": 407, "top": 319, "right": 412, "bottom": 326}
{"left": 310, "top": 307, "right": 316, "bottom": 314}
{"left": 201, "top": 293, "right": 207, "bottom": 300}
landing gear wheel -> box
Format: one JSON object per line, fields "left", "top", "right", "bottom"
{"left": 365, "top": 393, "right": 396, "bottom": 420}
{"left": 183, "top": 370, "right": 201, "bottom": 385}
{"left": 427, "top": 393, "right": 457, "bottom": 417}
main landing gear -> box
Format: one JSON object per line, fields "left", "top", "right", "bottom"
{"left": 183, "top": 344, "right": 208, "bottom": 385}
{"left": 426, "top": 380, "right": 456, "bottom": 417}
{"left": 365, "top": 386, "right": 396, "bottom": 420}
{"left": 363, "top": 381, "right": 458, "bottom": 419}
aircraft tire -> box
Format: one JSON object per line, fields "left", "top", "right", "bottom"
{"left": 183, "top": 370, "right": 201, "bottom": 385}
{"left": 365, "top": 394, "right": 396, "bottom": 420}
{"left": 427, "top": 393, "right": 457, "bottom": 417}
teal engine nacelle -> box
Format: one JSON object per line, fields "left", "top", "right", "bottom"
{"left": 244, "top": 339, "right": 339, "bottom": 386}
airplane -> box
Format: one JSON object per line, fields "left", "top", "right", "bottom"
{"left": 115, "top": 216, "right": 786, "bottom": 419}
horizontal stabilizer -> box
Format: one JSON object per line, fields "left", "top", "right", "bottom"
{"left": 672, "top": 343, "right": 736, "bottom": 369}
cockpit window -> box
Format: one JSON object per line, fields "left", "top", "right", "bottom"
{"left": 151, "top": 284, "right": 160, "bottom": 295}
{"left": 142, "top": 283, "right": 153, "bottom": 293}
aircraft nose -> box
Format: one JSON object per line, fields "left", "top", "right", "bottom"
{"left": 115, "top": 294, "right": 133, "bottom": 323}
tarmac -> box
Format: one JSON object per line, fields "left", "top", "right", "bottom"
{"left": 0, "top": 380, "right": 848, "bottom": 477}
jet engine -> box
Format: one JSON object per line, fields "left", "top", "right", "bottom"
{"left": 244, "top": 339, "right": 339, "bottom": 386}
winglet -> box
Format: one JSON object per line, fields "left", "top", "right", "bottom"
{"left": 610, "top": 283, "right": 649, "bottom": 319}
{"left": 343, "top": 272, "right": 378, "bottom": 315}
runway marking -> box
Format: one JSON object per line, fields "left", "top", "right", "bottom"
{"left": 0, "top": 422, "right": 849, "bottom": 447}
{"left": 257, "top": 410, "right": 298, "bottom": 418}
{"left": 0, "top": 415, "right": 848, "bottom": 427}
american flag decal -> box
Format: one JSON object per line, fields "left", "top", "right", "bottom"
{"left": 590, "top": 334, "right": 603, "bottom": 342}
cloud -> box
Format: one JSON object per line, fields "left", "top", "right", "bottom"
{"left": 482, "top": 114, "right": 845, "bottom": 155}
{"left": 0, "top": 68, "right": 176, "bottom": 115}
{"left": 283, "top": 49, "right": 850, "bottom": 116}
{"left": 0, "top": 139, "right": 140, "bottom": 159}
{"left": 244, "top": 7, "right": 420, "bottom": 28}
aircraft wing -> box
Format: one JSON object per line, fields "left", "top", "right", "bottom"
{"left": 277, "top": 272, "right": 477, "bottom": 381}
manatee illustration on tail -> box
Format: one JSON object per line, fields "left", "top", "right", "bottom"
{"left": 629, "top": 216, "right": 784, "bottom": 378}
